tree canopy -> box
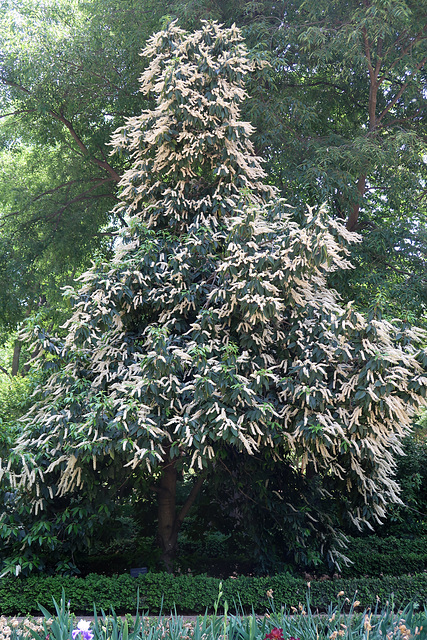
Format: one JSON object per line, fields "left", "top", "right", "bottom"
{"left": 241, "top": 0, "right": 427, "bottom": 321}
{"left": 0, "top": 0, "right": 165, "bottom": 331}
{"left": 1, "top": 0, "right": 427, "bottom": 333}
{"left": 3, "top": 21, "right": 427, "bottom": 574}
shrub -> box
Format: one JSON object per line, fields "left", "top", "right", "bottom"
{"left": 0, "top": 572, "right": 427, "bottom": 615}
{"left": 340, "top": 535, "right": 427, "bottom": 577}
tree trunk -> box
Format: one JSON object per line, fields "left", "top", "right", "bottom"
{"left": 11, "top": 340, "right": 21, "bottom": 376}
{"left": 157, "top": 457, "right": 179, "bottom": 573}
{"left": 347, "top": 28, "right": 380, "bottom": 231}
{"left": 346, "top": 174, "right": 367, "bottom": 232}
{"left": 22, "top": 343, "right": 41, "bottom": 375}
{"left": 156, "top": 454, "right": 206, "bottom": 573}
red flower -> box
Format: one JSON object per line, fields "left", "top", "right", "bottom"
{"left": 264, "top": 629, "right": 284, "bottom": 640}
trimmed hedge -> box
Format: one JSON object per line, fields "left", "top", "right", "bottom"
{"left": 341, "top": 536, "right": 427, "bottom": 577}
{"left": 177, "top": 533, "right": 427, "bottom": 578}
{"left": 0, "top": 572, "right": 427, "bottom": 615}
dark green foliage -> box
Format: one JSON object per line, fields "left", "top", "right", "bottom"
{"left": 177, "top": 529, "right": 427, "bottom": 579}
{"left": 179, "top": 436, "right": 427, "bottom": 575}
{"left": 0, "top": 462, "right": 160, "bottom": 576}
{"left": 339, "top": 536, "right": 427, "bottom": 578}
{"left": 384, "top": 431, "right": 427, "bottom": 535}
{"left": 179, "top": 449, "right": 348, "bottom": 575}
{"left": 1, "top": 572, "right": 427, "bottom": 615}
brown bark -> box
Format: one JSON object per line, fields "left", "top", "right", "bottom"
{"left": 156, "top": 454, "right": 205, "bottom": 573}
{"left": 157, "top": 458, "right": 179, "bottom": 573}
{"left": 346, "top": 174, "right": 367, "bottom": 232}
{"left": 349, "top": 27, "right": 426, "bottom": 231}
{"left": 348, "top": 29, "right": 380, "bottom": 231}
{"left": 11, "top": 340, "right": 21, "bottom": 376}
{"left": 57, "top": 113, "right": 121, "bottom": 182}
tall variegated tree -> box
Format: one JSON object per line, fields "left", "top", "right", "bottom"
{"left": 3, "top": 21, "right": 427, "bottom": 572}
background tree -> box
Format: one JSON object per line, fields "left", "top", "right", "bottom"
{"left": 3, "top": 21, "right": 427, "bottom": 575}
{"left": 0, "top": 0, "right": 166, "bottom": 350}
{"left": 170, "top": 0, "right": 427, "bottom": 323}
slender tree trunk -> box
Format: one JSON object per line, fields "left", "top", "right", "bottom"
{"left": 347, "top": 28, "right": 380, "bottom": 231}
{"left": 11, "top": 340, "right": 21, "bottom": 376}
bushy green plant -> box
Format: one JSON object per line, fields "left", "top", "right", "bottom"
{"left": 181, "top": 447, "right": 349, "bottom": 575}
{"left": 0, "top": 354, "right": 35, "bottom": 455}
{"left": 338, "top": 535, "right": 427, "bottom": 578}
{"left": 1, "top": 573, "right": 427, "bottom": 615}
{"left": 383, "top": 428, "right": 427, "bottom": 536}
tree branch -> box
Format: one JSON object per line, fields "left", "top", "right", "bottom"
{"left": 272, "top": 80, "right": 365, "bottom": 109}
{"left": 45, "top": 192, "right": 116, "bottom": 226}
{"left": 218, "top": 458, "right": 258, "bottom": 504}
{"left": 365, "top": 249, "right": 427, "bottom": 281}
{"left": 0, "top": 109, "right": 36, "bottom": 119}
{"left": 177, "top": 474, "right": 206, "bottom": 526}
{"left": 54, "top": 111, "right": 122, "bottom": 182}
{"left": 377, "top": 57, "right": 427, "bottom": 126}
{"left": 0, "top": 77, "right": 122, "bottom": 182}
{"left": 379, "top": 25, "right": 427, "bottom": 84}
{"left": 374, "top": 37, "right": 383, "bottom": 81}
{"left": 378, "top": 108, "right": 422, "bottom": 129}
{"left": 0, "top": 182, "right": 117, "bottom": 227}
{"left": 362, "top": 27, "right": 374, "bottom": 79}
{"left": 347, "top": 175, "right": 366, "bottom": 231}
{"left": 31, "top": 177, "right": 112, "bottom": 202}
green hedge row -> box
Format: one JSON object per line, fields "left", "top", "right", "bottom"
{"left": 0, "top": 572, "right": 427, "bottom": 615}
{"left": 341, "top": 536, "right": 427, "bottom": 577}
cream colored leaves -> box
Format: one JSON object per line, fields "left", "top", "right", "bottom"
{"left": 109, "top": 21, "right": 274, "bottom": 232}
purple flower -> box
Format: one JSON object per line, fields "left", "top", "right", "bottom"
{"left": 72, "top": 620, "right": 94, "bottom": 640}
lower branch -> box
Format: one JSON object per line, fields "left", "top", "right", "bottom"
{"left": 177, "top": 473, "right": 206, "bottom": 527}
